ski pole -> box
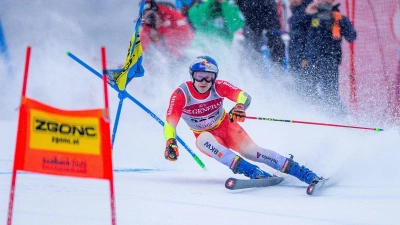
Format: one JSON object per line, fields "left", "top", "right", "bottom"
{"left": 66, "top": 52, "right": 206, "bottom": 169}
{"left": 246, "top": 116, "right": 384, "bottom": 132}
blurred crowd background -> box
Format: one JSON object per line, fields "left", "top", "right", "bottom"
{"left": 0, "top": 0, "right": 399, "bottom": 128}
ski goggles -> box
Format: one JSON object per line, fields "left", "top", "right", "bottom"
{"left": 193, "top": 71, "right": 216, "bottom": 83}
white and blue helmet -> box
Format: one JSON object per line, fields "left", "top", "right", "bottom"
{"left": 189, "top": 56, "right": 219, "bottom": 78}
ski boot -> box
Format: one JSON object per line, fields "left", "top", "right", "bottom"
{"left": 230, "top": 156, "right": 271, "bottom": 179}
{"left": 281, "top": 154, "right": 321, "bottom": 184}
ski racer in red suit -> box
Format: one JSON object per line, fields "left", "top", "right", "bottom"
{"left": 163, "top": 56, "right": 323, "bottom": 184}
{"left": 141, "top": 0, "right": 194, "bottom": 60}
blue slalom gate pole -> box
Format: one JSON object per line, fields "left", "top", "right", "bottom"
{"left": 65, "top": 52, "right": 124, "bottom": 146}
{"left": 112, "top": 97, "right": 125, "bottom": 146}
{"left": 281, "top": 31, "right": 290, "bottom": 76}
{"left": 0, "top": 19, "right": 12, "bottom": 76}
{"left": 261, "top": 41, "right": 269, "bottom": 77}
{"left": 261, "top": 30, "right": 270, "bottom": 78}
{"left": 66, "top": 52, "right": 206, "bottom": 169}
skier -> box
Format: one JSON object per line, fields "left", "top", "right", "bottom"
{"left": 163, "top": 56, "right": 323, "bottom": 185}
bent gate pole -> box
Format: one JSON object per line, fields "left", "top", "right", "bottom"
{"left": 66, "top": 52, "right": 206, "bottom": 169}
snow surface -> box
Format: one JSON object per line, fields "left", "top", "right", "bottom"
{"left": 1, "top": 1, "right": 400, "bottom": 225}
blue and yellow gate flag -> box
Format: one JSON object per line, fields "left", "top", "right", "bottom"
{"left": 108, "top": 0, "right": 146, "bottom": 91}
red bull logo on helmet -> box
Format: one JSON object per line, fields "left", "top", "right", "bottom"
{"left": 200, "top": 60, "right": 217, "bottom": 72}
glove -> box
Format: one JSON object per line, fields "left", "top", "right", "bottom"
{"left": 229, "top": 103, "right": 246, "bottom": 123}
{"left": 164, "top": 138, "right": 179, "bottom": 161}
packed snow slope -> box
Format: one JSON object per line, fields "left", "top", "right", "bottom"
{"left": 0, "top": 1, "right": 399, "bottom": 225}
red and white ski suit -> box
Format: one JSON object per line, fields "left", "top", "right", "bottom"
{"left": 164, "top": 80, "right": 287, "bottom": 170}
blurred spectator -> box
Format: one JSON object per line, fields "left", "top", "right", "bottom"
{"left": 176, "top": 0, "right": 199, "bottom": 17}
{"left": 188, "top": 0, "right": 244, "bottom": 43}
{"left": 175, "top": 0, "right": 199, "bottom": 31}
{"left": 235, "top": 0, "right": 285, "bottom": 64}
{"left": 140, "top": 0, "right": 194, "bottom": 60}
{"left": 303, "top": 0, "right": 356, "bottom": 115}
{"left": 288, "top": 0, "right": 312, "bottom": 91}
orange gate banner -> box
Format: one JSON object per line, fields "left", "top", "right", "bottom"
{"left": 8, "top": 46, "right": 115, "bottom": 225}
{"left": 14, "top": 96, "right": 113, "bottom": 180}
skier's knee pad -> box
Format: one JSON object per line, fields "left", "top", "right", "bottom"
{"left": 196, "top": 132, "right": 213, "bottom": 156}
{"left": 196, "top": 132, "right": 212, "bottom": 146}
{"left": 237, "top": 142, "right": 258, "bottom": 159}
{"left": 196, "top": 132, "right": 223, "bottom": 158}
{"left": 196, "top": 132, "right": 236, "bottom": 167}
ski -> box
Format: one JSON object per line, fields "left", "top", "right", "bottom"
{"left": 225, "top": 176, "right": 284, "bottom": 190}
{"left": 306, "top": 178, "right": 329, "bottom": 195}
